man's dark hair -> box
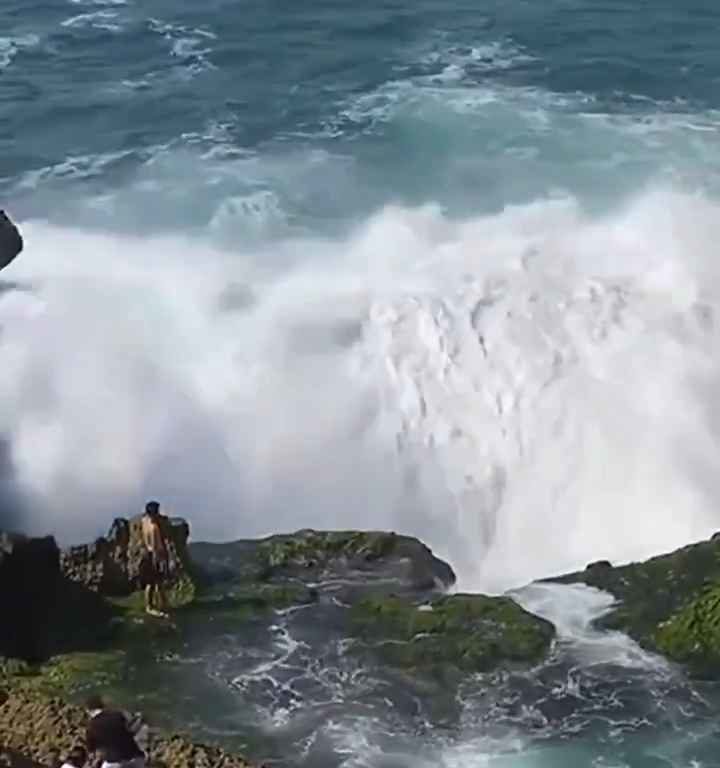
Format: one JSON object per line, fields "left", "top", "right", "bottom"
{"left": 85, "top": 694, "right": 104, "bottom": 711}
{"left": 145, "top": 500, "right": 160, "bottom": 516}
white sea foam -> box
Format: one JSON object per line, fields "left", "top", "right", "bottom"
{"left": 2, "top": 184, "right": 720, "bottom": 592}
{"left": 68, "top": 0, "right": 127, "bottom": 5}
{"left": 514, "top": 583, "right": 667, "bottom": 670}
{"left": 61, "top": 10, "right": 123, "bottom": 32}
{"left": 0, "top": 34, "right": 40, "bottom": 70}
{"left": 147, "top": 17, "right": 217, "bottom": 75}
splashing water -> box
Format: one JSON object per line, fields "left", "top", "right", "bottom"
{"left": 2, "top": 185, "right": 720, "bottom": 592}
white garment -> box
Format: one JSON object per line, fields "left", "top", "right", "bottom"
{"left": 101, "top": 759, "right": 145, "bottom": 768}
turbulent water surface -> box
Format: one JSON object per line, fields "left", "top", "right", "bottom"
{"left": 3, "top": 0, "right": 720, "bottom": 764}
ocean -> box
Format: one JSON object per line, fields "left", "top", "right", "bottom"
{"left": 3, "top": 0, "right": 720, "bottom": 764}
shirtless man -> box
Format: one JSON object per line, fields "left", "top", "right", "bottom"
{"left": 140, "top": 500, "right": 169, "bottom": 617}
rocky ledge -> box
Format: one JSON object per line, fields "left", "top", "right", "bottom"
{"left": 0, "top": 687, "right": 252, "bottom": 767}
{"left": 552, "top": 532, "right": 720, "bottom": 676}
{"left": 189, "top": 528, "right": 554, "bottom": 676}
{"left": 61, "top": 513, "right": 195, "bottom": 606}
{"left": 1, "top": 520, "right": 554, "bottom": 764}
{"left": 9, "top": 517, "right": 720, "bottom": 762}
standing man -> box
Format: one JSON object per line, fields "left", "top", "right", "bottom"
{"left": 140, "top": 500, "right": 169, "bottom": 618}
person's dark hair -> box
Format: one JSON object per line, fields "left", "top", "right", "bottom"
{"left": 68, "top": 746, "right": 87, "bottom": 764}
{"left": 145, "top": 500, "right": 160, "bottom": 516}
{"left": 84, "top": 694, "right": 104, "bottom": 711}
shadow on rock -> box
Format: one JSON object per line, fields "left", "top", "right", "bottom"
{"left": 0, "top": 532, "right": 114, "bottom": 663}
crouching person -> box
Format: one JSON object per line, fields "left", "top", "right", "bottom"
{"left": 85, "top": 696, "right": 145, "bottom": 768}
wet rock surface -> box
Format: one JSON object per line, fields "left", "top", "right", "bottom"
{"left": 0, "top": 533, "right": 113, "bottom": 662}
{"left": 1, "top": 524, "right": 555, "bottom": 765}
{"left": 189, "top": 529, "right": 550, "bottom": 679}
{"left": 552, "top": 533, "right": 720, "bottom": 675}
{"left": 0, "top": 533, "right": 60, "bottom": 661}
{"left": 191, "top": 529, "right": 456, "bottom": 595}
{"left": 7, "top": 526, "right": 720, "bottom": 765}
{"left": 61, "top": 514, "right": 195, "bottom": 606}
{"left": 0, "top": 689, "right": 253, "bottom": 767}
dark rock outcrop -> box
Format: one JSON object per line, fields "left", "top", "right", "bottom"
{"left": 0, "top": 212, "right": 22, "bottom": 273}
{"left": 191, "top": 528, "right": 456, "bottom": 596}
{"left": 2, "top": 524, "right": 555, "bottom": 761}
{"left": 0, "top": 532, "right": 115, "bottom": 662}
{"left": 190, "top": 529, "right": 549, "bottom": 677}
{"left": 61, "top": 515, "right": 195, "bottom": 607}
{"left": 0, "top": 534, "right": 60, "bottom": 662}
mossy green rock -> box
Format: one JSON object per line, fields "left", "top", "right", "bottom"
{"left": 653, "top": 585, "right": 720, "bottom": 674}
{"left": 350, "top": 593, "right": 554, "bottom": 675}
{"left": 553, "top": 534, "right": 720, "bottom": 674}
{"left": 261, "top": 530, "right": 398, "bottom": 569}
{"left": 0, "top": 650, "right": 128, "bottom": 707}
{"left": 192, "top": 528, "right": 456, "bottom": 594}
{"left": 0, "top": 658, "right": 32, "bottom": 680}
{"left": 188, "top": 582, "right": 317, "bottom": 619}
{"left": 32, "top": 651, "right": 127, "bottom": 695}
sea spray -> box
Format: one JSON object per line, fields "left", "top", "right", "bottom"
{"left": 2, "top": 187, "right": 720, "bottom": 592}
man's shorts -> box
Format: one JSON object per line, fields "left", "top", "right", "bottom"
{"left": 139, "top": 552, "right": 165, "bottom": 588}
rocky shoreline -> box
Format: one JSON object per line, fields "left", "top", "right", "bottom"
{"left": 4, "top": 516, "right": 720, "bottom": 765}
{"left": 0, "top": 689, "right": 253, "bottom": 768}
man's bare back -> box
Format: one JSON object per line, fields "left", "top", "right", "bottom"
{"left": 140, "top": 500, "right": 169, "bottom": 617}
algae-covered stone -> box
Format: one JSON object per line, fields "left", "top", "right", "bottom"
{"left": 654, "top": 585, "right": 720, "bottom": 675}
{"left": 189, "top": 582, "right": 317, "bottom": 620}
{"left": 261, "top": 530, "right": 398, "bottom": 569}
{"left": 350, "top": 593, "right": 554, "bottom": 675}
{"left": 33, "top": 651, "right": 127, "bottom": 696}
{"left": 0, "top": 659, "right": 32, "bottom": 681}
{"left": 0, "top": 651, "right": 127, "bottom": 701}
{"left": 552, "top": 534, "right": 720, "bottom": 672}
{"left": 192, "top": 528, "right": 456, "bottom": 594}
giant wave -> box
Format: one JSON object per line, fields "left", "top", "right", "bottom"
{"left": 2, "top": 184, "right": 719, "bottom": 591}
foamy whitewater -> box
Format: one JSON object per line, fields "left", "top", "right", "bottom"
{"left": 3, "top": 0, "right": 720, "bottom": 763}
{"left": 4, "top": 188, "right": 720, "bottom": 592}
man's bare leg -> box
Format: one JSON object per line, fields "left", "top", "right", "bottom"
{"left": 145, "top": 584, "right": 155, "bottom": 615}
{"left": 145, "top": 584, "right": 165, "bottom": 617}
{"left": 156, "top": 585, "right": 169, "bottom": 617}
